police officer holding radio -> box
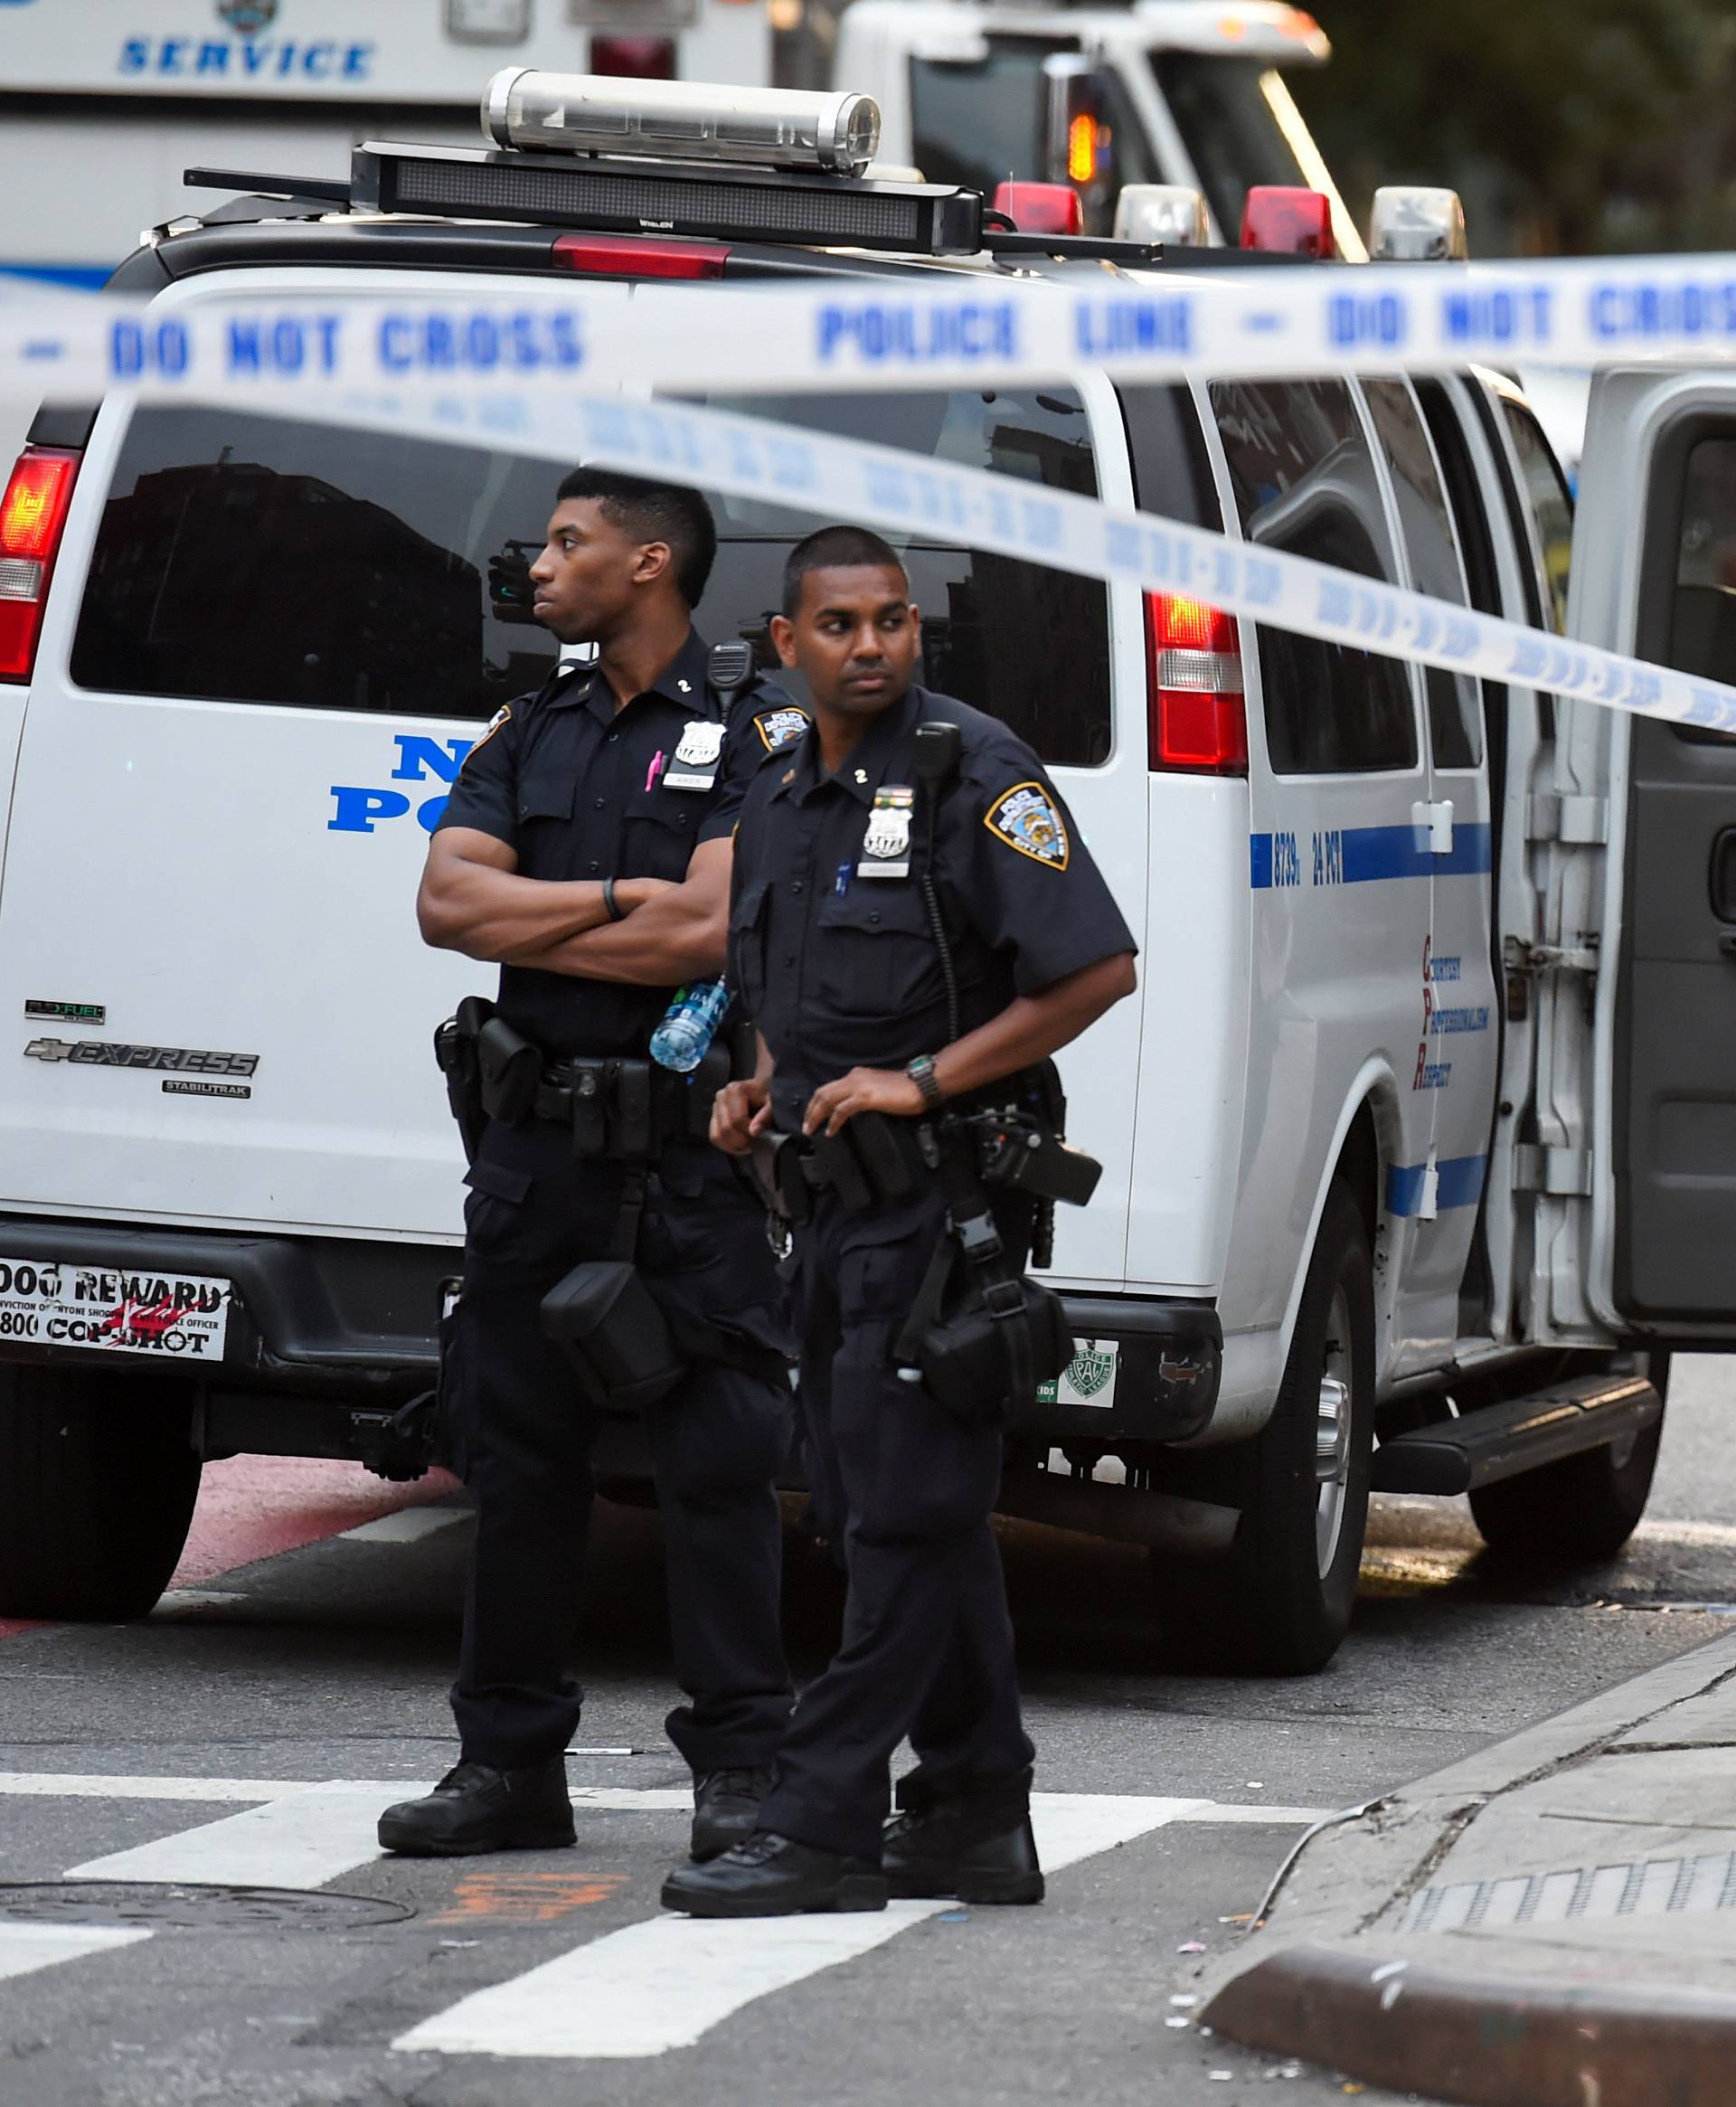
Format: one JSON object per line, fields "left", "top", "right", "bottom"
{"left": 664, "top": 526, "right": 1137, "bottom": 1919}
{"left": 379, "top": 471, "right": 807, "bottom": 1862}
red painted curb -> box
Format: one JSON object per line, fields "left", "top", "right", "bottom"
{"left": 0, "top": 1455, "right": 462, "bottom": 1640}
{"left": 1203, "top": 1942, "right": 1736, "bottom": 2107}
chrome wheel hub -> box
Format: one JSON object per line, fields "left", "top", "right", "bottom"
{"left": 1314, "top": 1285, "right": 1354, "bottom": 1577}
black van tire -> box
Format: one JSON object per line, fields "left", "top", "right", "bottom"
{"left": 1154, "top": 1180, "right": 1374, "bottom": 1675}
{"left": 0, "top": 1364, "right": 202, "bottom": 1620}
{"left": 1468, "top": 1353, "right": 1670, "bottom": 1564}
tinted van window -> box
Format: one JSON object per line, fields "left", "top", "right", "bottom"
{"left": 696, "top": 384, "right": 1111, "bottom": 765}
{"left": 73, "top": 392, "right": 1111, "bottom": 765}
{"left": 71, "top": 409, "right": 557, "bottom": 719}
{"left": 1211, "top": 378, "right": 1417, "bottom": 775}
{"left": 1363, "top": 377, "right": 1483, "bottom": 768}
{"left": 1501, "top": 400, "right": 1573, "bottom": 634}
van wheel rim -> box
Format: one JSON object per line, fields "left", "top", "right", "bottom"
{"left": 1315, "top": 1285, "right": 1354, "bottom": 1577}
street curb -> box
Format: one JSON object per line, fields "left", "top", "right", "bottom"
{"left": 1205, "top": 1942, "right": 1736, "bottom": 2107}
{"left": 1198, "top": 1628, "right": 1736, "bottom": 2104}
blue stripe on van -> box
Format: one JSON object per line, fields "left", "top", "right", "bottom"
{"left": 0, "top": 264, "right": 111, "bottom": 291}
{"left": 1385, "top": 1154, "right": 1487, "bottom": 1217}
{"left": 1249, "top": 823, "right": 1493, "bottom": 888}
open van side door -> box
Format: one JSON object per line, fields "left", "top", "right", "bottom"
{"left": 1577, "top": 369, "right": 1736, "bottom": 1337}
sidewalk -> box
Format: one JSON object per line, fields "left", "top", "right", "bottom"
{"left": 1198, "top": 1629, "right": 1736, "bottom": 2107}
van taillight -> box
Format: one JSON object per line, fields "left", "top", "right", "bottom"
{"left": 1146, "top": 592, "right": 1247, "bottom": 774}
{"left": 0, "top": 448, "right": 79, "bottom": 684}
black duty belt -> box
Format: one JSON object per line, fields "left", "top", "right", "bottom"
{"left": 519, "top": 1046, "right": 730, "bottom": 1158}
{"left": 766, "top": 1085, "right": 1099, "bottom": 1225}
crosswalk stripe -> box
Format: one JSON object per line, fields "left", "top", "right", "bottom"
{"left": 339, "top": 1509, "right": 469, "bottom": 1545}
{"left": 0, "top": 1924, "right": 152, "bottom": 1984}
{"left": 61, "top": 1783, "right": 695, "bottom": 1888}
{"left": 0, "top": 1771, "right": 676, "bottom": 1804}
{"left": 390, "top": 1792, "right": 1203, "bottom": 2061}
{"left": 66, "top": 1786, "right": 407, "bottom": 1888}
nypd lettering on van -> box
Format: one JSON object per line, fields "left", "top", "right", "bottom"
{"left": 329, "top": 735, "right": 474, "bottom": 836}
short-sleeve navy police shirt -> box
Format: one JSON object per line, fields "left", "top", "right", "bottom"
{"left": 727, "top": 681, "right": 1136, "bottom": 1117}
{"left": 438, "top": 628, "right": 806, "bottom": 1058}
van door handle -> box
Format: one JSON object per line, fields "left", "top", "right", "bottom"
{"left": 1411, "top": 798, "right": 1455, "bottom": 855}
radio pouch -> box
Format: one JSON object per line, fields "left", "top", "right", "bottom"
{"left": 894, "top": 1239, "right": 1072, "bottom": 1430}
{"left": 892, "top": 1120, "right": 1073, "bottom": 1428}
{"left": 538, "top": 1167, "right": 688, "bottom": 1415}
{"left": 476, "top": 1013, "right": 541, "bottom": 1124}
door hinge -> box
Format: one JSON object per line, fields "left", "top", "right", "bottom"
{"left": 1527, "top": 793, "right": 1609, "bottom": 846}
{"left": 1503, "top": 934, "right": 1600, "bottom": 977}
{"left": 1513, "top": 1143, "right": 1592, "bottom": 1196}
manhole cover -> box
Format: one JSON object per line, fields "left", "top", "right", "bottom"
{"left": 0, "top": 1883, "right": 414, "bottom": 1932}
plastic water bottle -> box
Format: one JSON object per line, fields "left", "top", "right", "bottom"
{"left": 650, "top": 978, "right": 731, "bottom": 1072}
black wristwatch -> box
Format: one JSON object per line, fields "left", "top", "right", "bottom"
{"left": 907, "top": 1054, "right": 946, "bottom": 1112}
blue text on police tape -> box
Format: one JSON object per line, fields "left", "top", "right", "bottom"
{"left": 816, "top": 301, "right": 1018, "bottom": 366}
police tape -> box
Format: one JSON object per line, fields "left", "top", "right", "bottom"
{"left": 5, "top": 247, "right": 1736, "bottom": 402}
{"left": 157, "top": 378, "right": 1736, "bottom": 739}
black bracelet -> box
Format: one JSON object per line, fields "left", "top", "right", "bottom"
{"left": 602, "top": 877, "right": 626, "bottom": 922}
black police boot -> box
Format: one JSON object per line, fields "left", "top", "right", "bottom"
{"left": 661, "top": 1831, "right": 888, "bottom": 1918}
{"left": 882, "top": 1784, "right": 1045, "bottom": 1905}
{"left": 690, "top": 1765, "right": 774, "bottom": 1863}
{"left": 377, "top": 1759, "right": 575, "bottom": 1857}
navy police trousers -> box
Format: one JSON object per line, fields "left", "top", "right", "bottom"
{"left": 758, "top": 1180, "right": 1035, "bottom": 1859}
{"left": 446, "top": 1117, "right": 795, "bottom": 1774}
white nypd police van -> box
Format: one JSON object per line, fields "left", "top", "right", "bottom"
{"left": 0, "top": 78, "right": 1727, "bottom": 1674}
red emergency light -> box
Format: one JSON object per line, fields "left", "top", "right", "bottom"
{"left": 991, "top": 182, "right": 1084, "bottom": 237}
{"left": 590, "top": 35, "right": 677, "bottom": 80}
{"left": 1241, "top": 185, "right": 1335, "bottom": 259}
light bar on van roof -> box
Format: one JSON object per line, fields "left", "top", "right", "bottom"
{"left": 483, "top": 70, "right": 881, "bottom": 177}
{"left": 1369, "top": 185, "right": 1469, "bottom": 263}
{"left": 349, "top": 141, "right": 983, "bottom": 257}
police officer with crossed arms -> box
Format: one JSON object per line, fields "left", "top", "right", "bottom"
{"left": 665, "top": 524, "right": 1137, "bottom": 1917}
{"left": 380, "top": 471, "right": 807, "bottom": 1863}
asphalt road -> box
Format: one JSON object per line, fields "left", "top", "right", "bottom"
{"left": 4, "top": 1356, "right": 1736, "bottom": 2107}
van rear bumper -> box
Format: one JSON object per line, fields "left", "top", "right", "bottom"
{"left": 0, "top": 1215, "right": 449, "bottom": 1403}
{"left": 1041, "top": 1295, "right": 1222, "bottom": 1446}
{"left": 0, "top": 1221, "right": 1222, "bottom": 1460}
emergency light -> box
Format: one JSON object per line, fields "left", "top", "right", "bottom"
{"left": 482, "top": 69, "right": 881, "bottom": 176}
{"left": 1369, "top": 185, "right": 1469, "bottom": 262}
{"left": 1113, "top": 184, "right": 1209, "bottom": 247}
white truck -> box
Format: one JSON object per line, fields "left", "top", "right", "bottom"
{"left": 0, "top": 0, "right": 1354, "bottom": 317}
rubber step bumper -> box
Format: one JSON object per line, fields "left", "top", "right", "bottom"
{"left": 1042, "top": 1295, "right": 1222, "bottom": 1445}
{"left": 1370, "top": 1371, "right": 1663, "bottom": 1497}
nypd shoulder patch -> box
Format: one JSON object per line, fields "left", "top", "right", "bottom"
{"left": 466, "top": 703, "right": 512, "bottom": 762}
{"left": 754, "top": 706, "right": 809, "bottom": 753}
{"left": 985, "top": 780, "right": 1070, "bottom": 870}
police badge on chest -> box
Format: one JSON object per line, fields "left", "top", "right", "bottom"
{"left": 857, "top": 785, "right": 914, "bottom": 879}
{"left": 665, "top": 719, "right": 726, "bottom": 791}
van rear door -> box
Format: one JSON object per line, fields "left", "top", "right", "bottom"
{"left": 1577, "top": 369, "right": 1736, "bottom": 1334}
